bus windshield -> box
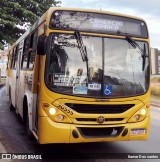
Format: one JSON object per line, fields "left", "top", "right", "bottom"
{"left": 45, "top": 33, "right": 149, "bottom": 98}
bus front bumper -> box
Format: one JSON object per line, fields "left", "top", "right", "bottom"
{"left": 38, "top": 116, "right": 150, "bottom": 144}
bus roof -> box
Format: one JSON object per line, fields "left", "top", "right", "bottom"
{"left": 48, "top": 7, "right": 145, "bottom": 21}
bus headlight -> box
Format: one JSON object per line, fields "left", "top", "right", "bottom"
{"left": 42, "top": 102, "right": 72, "bottom": 123}
{"left": 49, "top": 108, "right": 56, "bottom": 115}
{"left": 141, "top": 108, "right": 146, "bottom": 115}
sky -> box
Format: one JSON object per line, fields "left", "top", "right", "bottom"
{"left": 61, "top": 0, "right": 160, "bottom": 50}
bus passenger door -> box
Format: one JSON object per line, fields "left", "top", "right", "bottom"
{"left": 15, "top": 40, "right": 24, "bottom": 114}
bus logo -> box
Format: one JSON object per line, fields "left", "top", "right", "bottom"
{"left": 97, "top": 116, "right": 105, "bottom": 124}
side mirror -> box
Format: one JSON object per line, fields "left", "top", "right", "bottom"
{"left": 37, "top": 35, "right": 47, "bottom": 55}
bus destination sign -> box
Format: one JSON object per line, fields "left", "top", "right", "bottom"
{"left": 50, "top": 10, "right": 148, "bottom": 38}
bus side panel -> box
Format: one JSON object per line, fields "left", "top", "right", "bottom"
{"left": 17, "top": 70, "right": 26, "bottom": 117}
{"left": 10, "top": 70, "right": 16, "bottom": 107}
{"left": 24, "top": 70, "right": 37, "bottom": 132}
{"left": 15, "top": 43, "right": 24, "bottom": 116}
{"left": 24, "top": 89, "right": 34, "bottom": 131}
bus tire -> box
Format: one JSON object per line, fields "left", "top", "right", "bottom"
{"left": 23, "top": 98, "right": 33, "bottom": 139}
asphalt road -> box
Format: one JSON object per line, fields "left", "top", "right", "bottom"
{"left": 0, "top": 86, "right": 160, "bottom": 162}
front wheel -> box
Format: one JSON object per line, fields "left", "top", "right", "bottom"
{"left": 25, "top": 112, "right": 33, "bottom": 138}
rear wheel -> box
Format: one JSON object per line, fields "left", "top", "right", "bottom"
{"left": 9, "top": 88, "right": 15, "bottom": 111}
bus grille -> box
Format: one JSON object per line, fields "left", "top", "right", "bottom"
{"left": 77, "top": 127, "right": 124, "bottom": 138}
{"left": 76, "top": 118, "right": 124, "bottom": 122}
{"left": 65, "top": 104, "right": 134, "bottom": 114}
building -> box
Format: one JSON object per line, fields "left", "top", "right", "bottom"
{"left": 151, "top": 48, "right": 159, "bottom": 75}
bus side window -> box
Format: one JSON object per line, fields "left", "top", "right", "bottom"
{"left": 13, "top": 46, "right": 18, "bottom": 69}
{"left": 28, "top": 31, "right": 38, "bottom": 70}
{"left": 21, "top": 36, "right": 30, "bottom": 69}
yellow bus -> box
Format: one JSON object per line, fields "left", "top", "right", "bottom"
{"left": 6, "top": 7, "right": 150, "bottom": 144}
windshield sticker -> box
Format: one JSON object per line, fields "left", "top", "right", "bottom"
{"left": 54, "top": 74, "right": 70, "bottom": 86}
{"left": 104, "top": 85, "right": 112, "bottom": 96}
{"left": 88, "top": 83, "right": 101, "bottom": 90}
{"left": 73, "top": 86, "right": 88, "bottom": 94}
{"left": 53, "top": 74, "right": 87, "bottom": 87}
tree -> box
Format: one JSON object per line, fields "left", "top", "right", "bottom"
{"left": 0, "top": 0, "right": 61, "bottom": 49}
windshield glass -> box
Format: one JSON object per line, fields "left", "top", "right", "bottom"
{"left": 104, "top": 38, "right": 149, "bottom": 97}
{"left": 45, "top": 33, "right": 149, "bottom": 98}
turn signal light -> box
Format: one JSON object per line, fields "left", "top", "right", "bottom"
{"left": 146, "top": 104, "right": 150, "bottom": 108}
{"left": 43, "top": 103, "right": 50, "bottom": 108}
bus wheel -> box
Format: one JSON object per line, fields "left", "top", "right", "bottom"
{"left": 23, "top": 99, "right": 33, "bottom": 139}
{"left": 25, "top": 112, "right": 33, "bottom": 138}
{"left": 9, "top": 89, "right": 15, "bottom": 111}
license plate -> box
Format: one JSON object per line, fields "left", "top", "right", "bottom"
{"left": 130, "top": 129, "right": 146, "bottom": 135}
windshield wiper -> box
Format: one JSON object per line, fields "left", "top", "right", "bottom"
{"left": 117, "top": 31, "right": 148, "bottom": 71}
{"left": 74, "top": 30, "right": 89, "bottom": 82}
{"left": 142, "top": 43, "right": 147, "bottom": 71}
